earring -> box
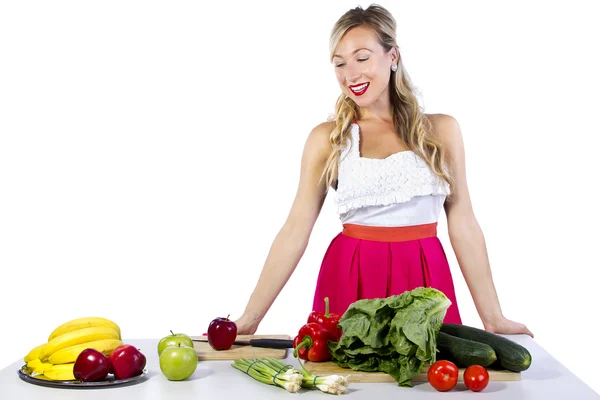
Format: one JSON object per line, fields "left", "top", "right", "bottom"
{"left": 391, "top": 64, "right": 398, "bottom": 72}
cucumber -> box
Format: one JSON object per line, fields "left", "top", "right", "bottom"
{"left": 436, "top": 331, "right": 497, "bottom": 367}
{"left": 440, "top": 324, "right": 532, "bottom": 372}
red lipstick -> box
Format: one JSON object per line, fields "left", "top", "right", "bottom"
{"left": 349, "top": 82, "right": 369, "bottom": 96}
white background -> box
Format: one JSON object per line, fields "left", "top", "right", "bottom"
{"left": 1, "top": 0, "right": 598, "bottom": 395}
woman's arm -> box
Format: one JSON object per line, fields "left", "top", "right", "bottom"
{"left": 434, "top": 114, "right": 533, "bottom": 337}
{"left": 235, "top": 122, "right": 335, "bottom": 334}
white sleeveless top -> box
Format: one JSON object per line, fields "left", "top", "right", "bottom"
{"left": 334, "top": 123, "right": 450, "bottom": 227}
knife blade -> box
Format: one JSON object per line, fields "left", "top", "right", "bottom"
{"left": 192, "top": 337, "right": 293, "bottom": 349}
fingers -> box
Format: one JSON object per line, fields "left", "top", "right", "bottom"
{"left": 517, "top": 323, "right": 534, "bottom": 338}
{"left": 524, "top": 326, "right": 534, "bottom": 338}
{"left": 495, "top": 320, "right": 534, "bottom": 338}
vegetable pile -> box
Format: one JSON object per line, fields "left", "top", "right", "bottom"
{"left": 230, "top": 287, "right": 533, "bottom": 394}
{"left": 327, "top": 287, "right": 451, "bottom": 387}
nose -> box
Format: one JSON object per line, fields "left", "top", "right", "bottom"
{"left": 345, "top": 63, "right": 361, "bottom": 84}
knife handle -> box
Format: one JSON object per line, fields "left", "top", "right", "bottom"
{"left": 248, "top": 339, "right": 294, "bottom": 349}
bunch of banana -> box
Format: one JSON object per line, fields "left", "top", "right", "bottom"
{"left": 24, "top": 317, "right": 123, "bottom": 381}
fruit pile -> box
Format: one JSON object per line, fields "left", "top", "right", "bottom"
{"left": 157, "top": 331, "right": 198, "bottom": 381}
{"left": 23, "top": 317, "right": 146, "bottom": 382}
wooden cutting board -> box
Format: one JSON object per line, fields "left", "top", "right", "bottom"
{"left": 191, "top": 335, "right": 290, "bottom": 360}
{"left": 304, "top": 361, "right": 520, "bottom": 383}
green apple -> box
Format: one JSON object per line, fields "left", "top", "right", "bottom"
{"left": 158, "top": 330, "right": 194, "bottom": 356}
{"left": 159, "top": 344, "right": 198, "bottom": 381}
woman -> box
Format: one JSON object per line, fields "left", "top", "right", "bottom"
{"left": 235, "top": 4, "right": 532, "bottom": 337}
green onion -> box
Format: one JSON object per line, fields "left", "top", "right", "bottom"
{"left": 231, "top": 358, "right": 302, "bottom": 392}
{"left": 263, "top": 357, "right": 350, "bottom": 395}
{"left": 232, "top": 357, "right": 350, "bottom": 395}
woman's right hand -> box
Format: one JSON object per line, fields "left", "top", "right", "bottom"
{"left": 234, "top": 315, "right": 260, "bottom": 335}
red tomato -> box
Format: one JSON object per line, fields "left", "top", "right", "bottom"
{"left": 427, "top": 360, "right": 459, "bottom": 392}
{"left": 464, "top": 365, "right": 490, "bottom": 392}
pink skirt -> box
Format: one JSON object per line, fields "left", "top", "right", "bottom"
{"left": 312, "top": 222, "right": 463, "bottom": 324}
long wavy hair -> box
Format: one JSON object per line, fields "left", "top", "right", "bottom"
{"left": 321, "top": 4, "right": 455, "bottom": 196}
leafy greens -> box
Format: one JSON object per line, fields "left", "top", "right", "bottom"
{"left": 327, "top": 287, "right": 451, "bottom": 387}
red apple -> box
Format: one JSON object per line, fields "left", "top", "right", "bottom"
{"left": 109, "top": 344, "right": 146, "bottom": 380}
{"left": 207, "top": 314, "right": 237, "bottom": 350}
{"left": 73, "top": 348, "right": 111, "bottom": 382}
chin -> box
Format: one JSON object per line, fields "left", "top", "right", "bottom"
{"left": 350, "top": 94, "right": 375, "bottom": 108}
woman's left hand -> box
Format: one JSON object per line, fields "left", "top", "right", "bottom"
{"left": 484, "top": 317, "right": 534, "bottom": 338}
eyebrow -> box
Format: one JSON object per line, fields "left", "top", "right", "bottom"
{"left": 333, "top": 48, "right": 372, "bottom": 59}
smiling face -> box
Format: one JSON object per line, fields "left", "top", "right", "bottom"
{"left": 332, "top": 25, "right": 398, "bottom": 109}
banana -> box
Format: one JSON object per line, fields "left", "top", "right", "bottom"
{"left": 40, "top": 326, "right": 120, "bottom": 361}
{"left": 49, "top": 338, "right": 123, "bottom": 365}
{"left": 27, "top": 359, "right": 54, "bottom": 374}
{"left": 48, "top": 317, "right": 121, "bottom": 341}
{"left": 26, "top": 358, "right": 42, "bottom": 370}
{"left": 43, "top": 363, "right": 75, "bottom": 381}
{"left": 24, "top": 343, "right": 46, "bottom": 363}
{"left": 35, "top": 362, "right": 54, "bottom": 374}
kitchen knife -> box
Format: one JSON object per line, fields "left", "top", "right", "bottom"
{"left": 192, "top": 337, "right": 293, "bottom": 349}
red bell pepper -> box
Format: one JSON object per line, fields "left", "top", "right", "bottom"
{"left": 293, "top": 322, "right": 336, "bottom": 362}
{"left": 308, "top": 297, "right": 343, "bottom": 341}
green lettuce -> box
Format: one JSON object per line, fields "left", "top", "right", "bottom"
{"left": 327, "top": 287, "right": 451, "bottom": 387}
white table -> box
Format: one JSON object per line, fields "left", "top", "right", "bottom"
{"left": 1, "top": 335, "right": 598, "bottom": 399}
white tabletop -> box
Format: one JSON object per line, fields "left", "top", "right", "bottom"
{"left": 1, "top": 335, "right": 598, "bottom": 399}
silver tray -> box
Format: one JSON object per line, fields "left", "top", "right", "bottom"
{"left": 17, "top": 366, "right": 148, "bottom": 389}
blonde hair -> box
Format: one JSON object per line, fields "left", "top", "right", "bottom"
{"left": 322, "top": 4, "right": 455, "bottom": 196}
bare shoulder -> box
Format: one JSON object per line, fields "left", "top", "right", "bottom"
{"left": 424, "top": 113, "right": 463, "bottom": 150}
{"left": 308, "top": 121, "right": 335, "bottom": 143}
{"left": 304, "top": 121, "right": 336, "bottom": 157}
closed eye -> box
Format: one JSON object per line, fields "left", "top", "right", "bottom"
{"left": 335, "top": 58, "right": 368, "bottom": 68}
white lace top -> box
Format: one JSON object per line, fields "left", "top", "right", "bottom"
{"left": 334, "top": 123, "right": 450, "bottom": 227}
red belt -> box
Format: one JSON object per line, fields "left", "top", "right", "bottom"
{"left": 342, "top": 222, "right": 437, "bottom": 242}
